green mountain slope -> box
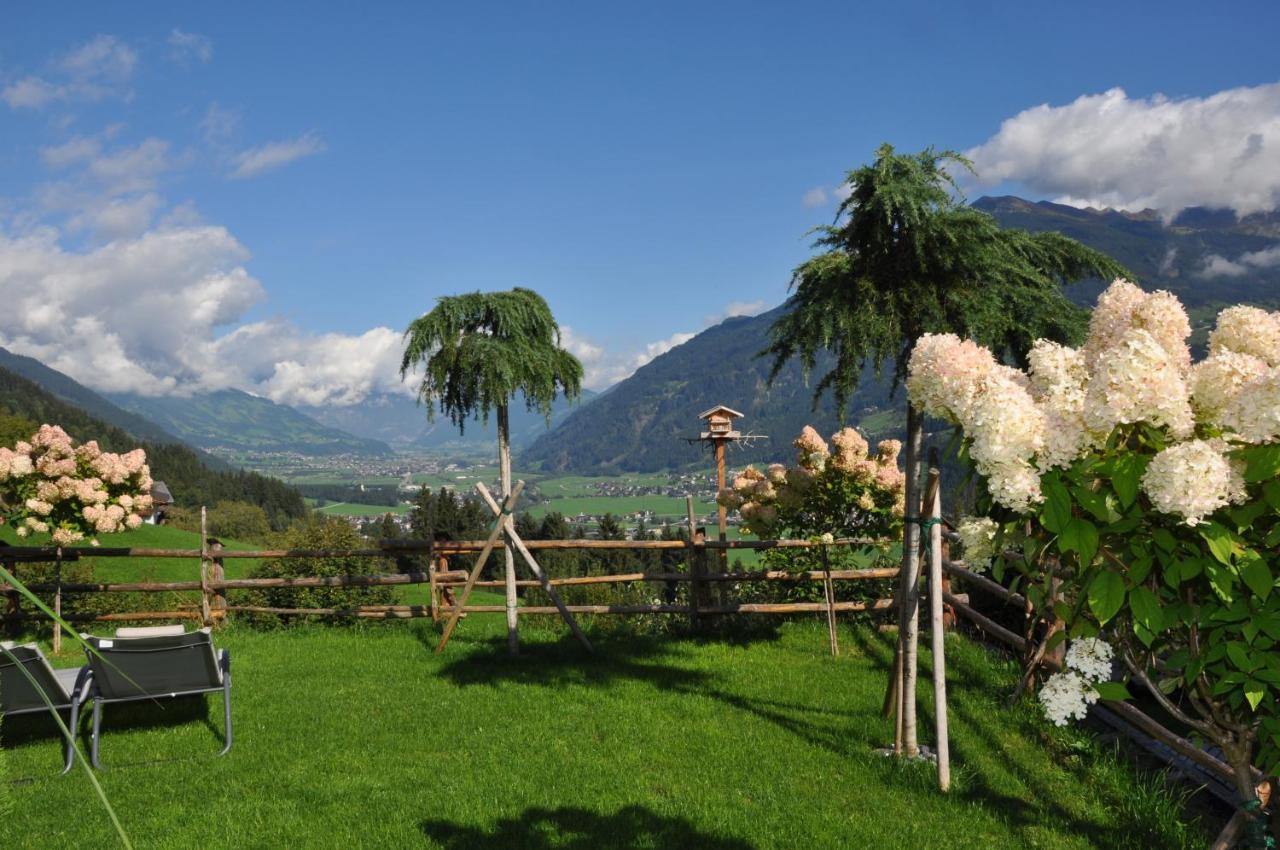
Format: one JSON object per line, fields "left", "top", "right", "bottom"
{"left": 110, "top": 388, "right": 393, "bottom": 456}
{"left": 0, "top": 366, "right": 306, "bottom": 528}
{"left": 299, "top": 388, "right": 597, "bottom": 449}
{"left": 525, "top": 197, "right": 1280, "bottom": 473}
{"left": 0, "top": 346, "right": 185, "bottom": 447}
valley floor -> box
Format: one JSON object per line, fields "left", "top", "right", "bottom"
{"left": 3, "top": 609, "right": 1212, "bottom": 849}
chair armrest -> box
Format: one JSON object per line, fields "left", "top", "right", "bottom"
{"left": 72, "top": 664, "right": 94, "bottom": 700}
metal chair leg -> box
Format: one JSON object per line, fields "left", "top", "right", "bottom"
{"left": 90, "top": 698, "right": 103, "bottom": 769}
{"left": 218, "top": 650, "right": 232, "bottom": 756}
{"left": 61, "top": 704, "right": 78, "bottom": 775}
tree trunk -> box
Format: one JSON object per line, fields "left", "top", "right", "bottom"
{"left": 898, "top": 402, "right": 925, "bottom": 756}
{"left": 498, "top": 404, "right": 518, "bottom": 657}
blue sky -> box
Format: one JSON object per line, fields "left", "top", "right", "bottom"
{"left": 2, "top": 1, "right": 1279, "bottom": 400}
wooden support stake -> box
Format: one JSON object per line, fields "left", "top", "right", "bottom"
{"left": 435, "top": 481, "right": 525, "bottom": 654}
{"left": 685, "top": 495, "right": 701, "bottom": 631}
{"left": 475, "top": 482, "right": 592, "bottom": 654}
{"left": 52, "top": 547, "right": 62, "bottom": 655}
{"left": 821, "top": 546, "right": 838, "bottom": 657}
{"left": 926, "top": 453, "right": 950, "bottom": 791}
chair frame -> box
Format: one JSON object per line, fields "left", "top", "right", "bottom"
{"left": 0, "top": 646, "right": 93, "bottom": 774}
{"left": 84, "top": 640, "right": 232, "bottom": 769}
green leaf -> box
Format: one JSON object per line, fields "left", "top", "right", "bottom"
{"left": 1263, "top": 479, "right": 1280, "bottom": 511}
{"left": 1129, "top": 586, "right": 1163, "bottom": 634}
{"left": 1111, "top": 454, "right": 1143, "bottom": 508}
{"left": 1041, "top": 474, "right": 1072, "bottom": 534}
{"left": 1227, "top": 642, "right": 1257, "bottom": 673}
{"left": 1151, "top": 528, "right": 1176, "bottom": 553}
{"left": 1241, "top": 555, "right": 1274, "bottom": 601}
{"left": 1088, "top": 571, "right": 1125, "bottom": 625}
{"left": 1242, "top": 444, "right": 1280, "bottom": 483}
{"left": 1200, "top": 522, "right": 1238, "bottom": 566}
{"left": 1060, "top": 517, "right": 1099, "bottom": 568}
{"left": 1094, "top": 681, "right": 1132, "bottom": 701}
{"left": 1071, "top": 485, "right": 1111, "bottom": 523}
{"left": 1245, "top": 684, "right": 1266, "bottom": 711}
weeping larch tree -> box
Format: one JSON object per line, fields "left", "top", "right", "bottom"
{"left": 763, "top": 144, "right": 1128, "bottom": 757}
{"left": 401, "top": 288, "right": 583, "bottom": 655}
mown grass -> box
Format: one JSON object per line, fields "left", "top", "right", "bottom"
{"left": 1, "top": 604, "right": 1213, "bottom": 849}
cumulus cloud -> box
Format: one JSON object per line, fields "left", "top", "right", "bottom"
{"left": 1198, "top": 244, "right": 1280, "bottom": 278}
{"left": 802, "top": 187, "right": 828, "bottom": 207}
{"left": 966, "top": 83, "right": 1280, "bottom": 217}
{"left": 3, "top": 35, "right": 137, "bottom": 109}
{"left": 0, "top": 221, "right": 417, "bottom": 407}
{"left": 167, "top": 29, "right": 213, "bottom": 65}
{"left": 230, "top": 132, "right": 325, "bottom": 178}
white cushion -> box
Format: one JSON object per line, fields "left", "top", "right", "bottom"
{"left": 115, "top": 624, "right": 186, "bottom": 638}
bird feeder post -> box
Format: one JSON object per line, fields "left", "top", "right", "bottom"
{"left": 698, "top": 405, "right": 744, "bottom": 577}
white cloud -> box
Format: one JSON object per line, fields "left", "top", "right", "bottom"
{"left": 966, "top": 83, "right": 1280, "bottom": 217}
{"left": 0, "top": 220, "right": 418, "bottom": 406}
{"left": 3, "top": 35, "right": 137, "bottom": 110}
{"left": 802, "top": 186, "right": 828, "bottom": 207}
{"left": 167, "top": 29, "right": 213, "bottom": 65}
{"left": 2, "top": 77, "right": 62, "bottom": 109}
{"left": 200, "top": 102, "right": 241, "bottom": 145}
{"left": 561, "top": 326, "right": 697, "bottom": 390}
{"left": 58, "top": 35, "right": 137, "bottom": 82}
{"left": 704, "top": 299, "right": 766, "bottom": 325}
{"left": 1198, "top": 244, "right": 1280, "bottom": 278}
{"left": 230, "top": 132, "right": 325, "bottom": 179}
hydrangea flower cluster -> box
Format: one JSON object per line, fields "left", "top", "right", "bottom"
{"left": 955, "top": 516, "right": 998, "bottom": 573}
{"left": 0, "top": 424, "right": 153, "bottom": 546}
{"left": 907, "top": 279, "right": 1280, "bottom": 525}
{"left": 716, "top": 425, "right": 905, "bottom": 538}
{"left": 1039, "top": 638, "right": 1114, "bottom": 726}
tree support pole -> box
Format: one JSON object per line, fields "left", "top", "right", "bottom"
{"left": 435, "top": 482, "right": 525, "bottom": 654}
{"left": 925, "top": 453, "right": 950, "bottom": 791}
{"left": 476, "top": 482, "right": 592, "bottom": 653}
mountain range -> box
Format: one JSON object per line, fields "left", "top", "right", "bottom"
{"left": 5, "top": 196, "right": 1278, "bottom": 471}
{"left": 522, "top": 197, "right": 1280, "bottom": 473}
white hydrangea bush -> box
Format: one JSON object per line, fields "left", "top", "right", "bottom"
{"left": 907, "top": 282, "right": 1280, "bottom": 780}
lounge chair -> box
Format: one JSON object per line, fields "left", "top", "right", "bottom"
{"left": 81, "top": 625, "right": 232, "bottom": 768}
{"left": 0, "top": 640, "right": 92, "bottom": 774}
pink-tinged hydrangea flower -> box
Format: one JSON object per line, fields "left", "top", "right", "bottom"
{"left": 876, "top": 440, "right": 901, "bottom": 466}
{"left": 765, "top": 463, "right": 788, "bottom": 485}
{"left": 125, "top": 513, "right": 142, "bottom": 529}
{"left": 829, "top": 427, "right": 870, "bottom": 473}
{"left": 1141, "top": 439, "right": 1246, "bottom": 526}
{"left": 964, "top": 367, "right": 1045, "bottom": 512}
{"left": 1190, "top": 349, "right": 1269, "bottom": 424}
{"left": 1082, "top": 279, "right": 1148, "bottom": 370}
{"left": 50, "top": 527, "right": 83, "bottom": 547}
{"left": 794, "top": 426, "right": 829, "bottom": 471}
{"left": 1221, "top": 367, "right": 1280, "bottom": 445}
{"left": 24, "top": 498, "right": 54, "bottom": 516}
{"left": 1208, "top": 305, "right": 1280, "bottom": 367}
{"left": 74, "top": 440, "right": 102, "bottom": 462}
{"left": 1083, "top": 328, "right": 1193, "bottom": 440}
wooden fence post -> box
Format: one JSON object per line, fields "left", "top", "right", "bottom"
{"left": 428, "top": 555, "right": 440, "bottom": 623}
{"left": 209, "top": 538, "right": 227, "bottom": 624}
{"left": 200, "top": 507, "right": 212, "bottom": 625}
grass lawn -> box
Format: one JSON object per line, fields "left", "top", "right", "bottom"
{"left": 2, "top": 607, "right": 1211, "bottom": 849}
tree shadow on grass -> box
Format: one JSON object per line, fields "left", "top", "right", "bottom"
{"left": 434, "top": 632, "right": 863, "bottom": 757}
{"left": 420, "top": 804, "right": 756, "bottom": 850}
{"left": 845, "top": 626, "right": 1206, "bottom": 849}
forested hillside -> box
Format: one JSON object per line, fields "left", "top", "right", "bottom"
{"left": 0, "top": 366, "right": 306, "bottom": 529}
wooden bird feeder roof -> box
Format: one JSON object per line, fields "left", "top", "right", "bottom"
{"left": 698, "top": 405, "right": 744, "bottom": 420}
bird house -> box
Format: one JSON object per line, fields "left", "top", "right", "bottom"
{"left": 699, "top": 405, "right": 743, "bottom": 440}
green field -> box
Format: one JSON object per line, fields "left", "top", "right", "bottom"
{"left": 2, "top": 607, "right": 1212, "bottom": 849}
{"left": 314, "top": 502, "right": 413, "bottom": 517}
{"left": 526, "top": 494, "right": 715, "bottom": 520}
